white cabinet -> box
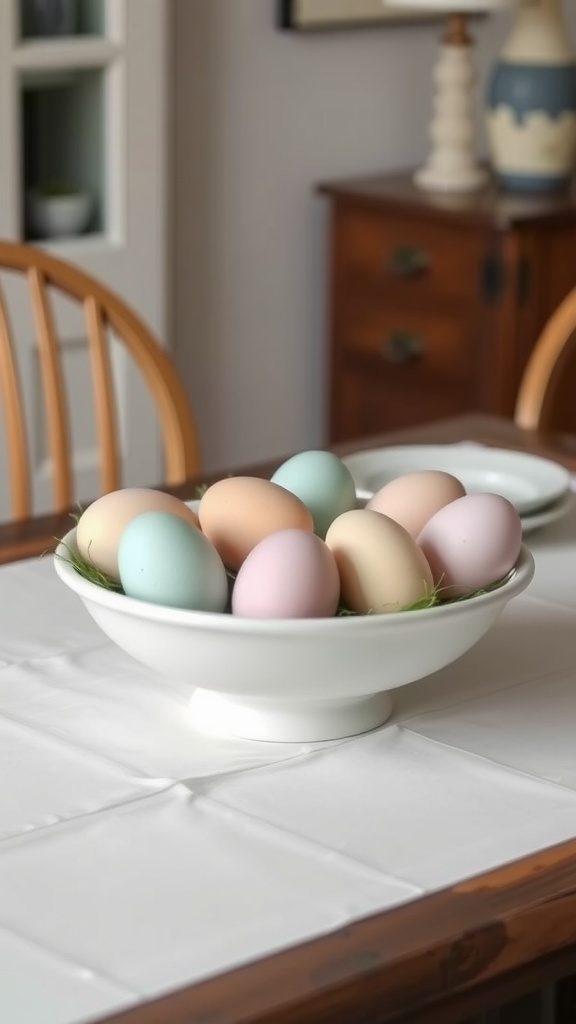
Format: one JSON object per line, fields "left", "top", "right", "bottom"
{"left": 0, "top": 0, "right": 170, "bottom": 518}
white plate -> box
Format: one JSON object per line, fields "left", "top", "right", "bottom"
{"left": 521, "top": 489, "right": 575, "bottom": 535}
{"left": 342, "top": 444, "right": 570, "bottom": 516}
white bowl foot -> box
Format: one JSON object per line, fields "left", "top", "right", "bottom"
{"left": 188, "top": 688, "right": 393, "bottom": 742}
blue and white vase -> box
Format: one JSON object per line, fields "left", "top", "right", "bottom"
{"left": 486, "top": 0, "right": 576, "bottom": 192}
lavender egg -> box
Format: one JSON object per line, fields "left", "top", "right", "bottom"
{"left": 417, "top": 492, "right": 523, "bottom": 598}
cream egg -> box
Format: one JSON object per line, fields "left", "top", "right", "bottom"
{"left": 198, "top": 476, "right": 314, "bottom": 572}
{"left": 366, "top": 470, "right": 466, "bottom": 538}
{"left": 76, "top": 488, "right": 199, "bottom": 581}
{"left": 417, "top": 492, "right": 523, "bottom": 597}
{"left": 231, "top": 528, "right": 340, "bottom": 618}
{"left": 325, "top": 508, "right": 434, "bottom": 615}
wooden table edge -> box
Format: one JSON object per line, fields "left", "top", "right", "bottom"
{"left": 99, "top": 836, "right": 576, "bottom": 1024}
{"left": 7, "top": 413, "right": 576, "bottom": 567}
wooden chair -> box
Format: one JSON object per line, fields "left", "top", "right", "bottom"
{"left": 514, "top": 284, "right": 576, "bottom": 432}
{"left": 0, "top": 240, "right": 200, "bottom": 522}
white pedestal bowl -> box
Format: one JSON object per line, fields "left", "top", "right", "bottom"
{"left": 54, "top": 531, "right": 534, "bottom": 743}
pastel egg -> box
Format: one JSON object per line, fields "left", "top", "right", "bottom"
{"left": 76, "top": 488, "right": 199, "bottom": 581}
{"left": 231, "top": 529, "right": 340, "bottom": 618}
{"left": 366, "top": 470, "right": 465, "bottom": 539}
{"left": 198, "top": 476, "right": 313, "bottom": 571}
{"left": 417, "top": 492, "right": 523, "bottom": 597}
{"left": 118, "top": 510, "right": 228, "bottom": 611}
{"left": 270, "top": 450, "right": 357, "bottom": 538}
{"left": 325, "top": 508, "right": 434, "bottom": 615}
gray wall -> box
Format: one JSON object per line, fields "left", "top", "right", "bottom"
{"left": 172, "top": 0, "right": 575, "bottom": 474}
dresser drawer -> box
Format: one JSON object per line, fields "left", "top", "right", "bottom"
{"left": 330, "top": 364, "right": 477, "bottom": 441}
{"left": 321, "top": 169, "right": 576, "bottom": 444}
{"left": 339, "top": 303, "right": 474, "bottom": 385}
{"left": 334, "top": 206, "right": 483, "bottom": 304}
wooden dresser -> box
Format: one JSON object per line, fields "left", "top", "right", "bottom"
{"left": 318, "top": 171, "right": 576, "bottom": 444}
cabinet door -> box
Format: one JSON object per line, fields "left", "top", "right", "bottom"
{"left": 0, "top": 0, "right": 170, "bottom": 519}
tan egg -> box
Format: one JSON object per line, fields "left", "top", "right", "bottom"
{"left": 366, "top": 470, "right": 465, "bottom": 538}
{"left": 325, "top": 508, "right": 434, "bottom": 615}
{"left": 198, "top": 476, "right": 314, "bottom": 571}
{"left": 76, "top": 488, "right": 199, "bottom": 581}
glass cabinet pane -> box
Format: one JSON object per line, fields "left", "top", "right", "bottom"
{"left": 21, "top": 68, "right": 105, "bottom": 241}
{"left": 20, "top": 0, "right": 105, "bottom": 40}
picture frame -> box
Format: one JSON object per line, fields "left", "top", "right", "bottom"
{"left": 278, "top": 0, "right": 439, "bottom": 30}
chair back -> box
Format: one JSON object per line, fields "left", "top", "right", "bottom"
{"left": 0, "top": 240, "right": 200, "bottom": 521}
{"left": 515, "top": 285, "right": 576, "bottom": 432}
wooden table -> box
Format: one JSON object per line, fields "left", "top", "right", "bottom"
{"left": 7, "top": 412, "right": 576, "bottom": 569}
{"left": 5, "top": 412, "right": 576, "bottom": 1024}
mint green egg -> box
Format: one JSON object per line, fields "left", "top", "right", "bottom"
{"left": 118, "top": 510, "right": 228, "bottom": 611}
{"left": 271, "top": 450, "right": 356, "bottom": 539}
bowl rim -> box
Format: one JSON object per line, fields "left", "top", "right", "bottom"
{"left": 54, "top": 527, "right": 535, "bottom": 635}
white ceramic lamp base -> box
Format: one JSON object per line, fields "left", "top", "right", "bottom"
{"left": 415, "top": 163, "right": 488, "bottom": 192}
{"left": 416, "top": 38, "right": 488, "bottom": 193}
{"left": 189, "top": 688, "right": 394, "bottom": 743}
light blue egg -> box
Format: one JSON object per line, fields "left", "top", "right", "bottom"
{"left": 118, "top": 510, "right": 228, "bottom": 611}
{"left": 271, "top": 450, "right": 356, "bottom": 539}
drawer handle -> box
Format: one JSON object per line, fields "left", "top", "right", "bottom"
{"left": 387, "top": 245, "right": 429, "bottom": 277}
{"left": 381, "top": 331, "right": 425, "bottom": 364}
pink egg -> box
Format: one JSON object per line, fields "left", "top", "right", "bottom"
{"left": 366, "top": 470, "right": 465, "bottom": 538}
{"left": 417, "top": 492, "right": 523, "bottom": 598}
{"left": 231, "top": 529, "right": 340, "bottom": 618}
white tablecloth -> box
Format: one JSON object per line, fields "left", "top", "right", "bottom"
{"left": 3, "top": 487, "right": 576, "bottom": 1023}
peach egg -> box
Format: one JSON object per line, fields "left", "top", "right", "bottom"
{"left": 366, "top": 470, "right": 466, "bottom": 538}
{"left": 198, "top": 476, "right": 314, "bottom": 571}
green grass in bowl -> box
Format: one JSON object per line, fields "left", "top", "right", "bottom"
{"left": 55, "top": 541, "right": 510, "bottom": 616}
{"left": 54, "top": 500, "right": 512, "bottom": 614}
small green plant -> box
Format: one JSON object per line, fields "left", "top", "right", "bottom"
{"left": 54, "top": 508, "right": 122, "bottom": 592}
{"left": 54, "top": 540, "right": 123, "bottom": 592}
{"left": 36, "top": 181, "right": 82, "bottom": 198}
{"left": 336, "top": 573, "right": 509, "bottom": 616}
